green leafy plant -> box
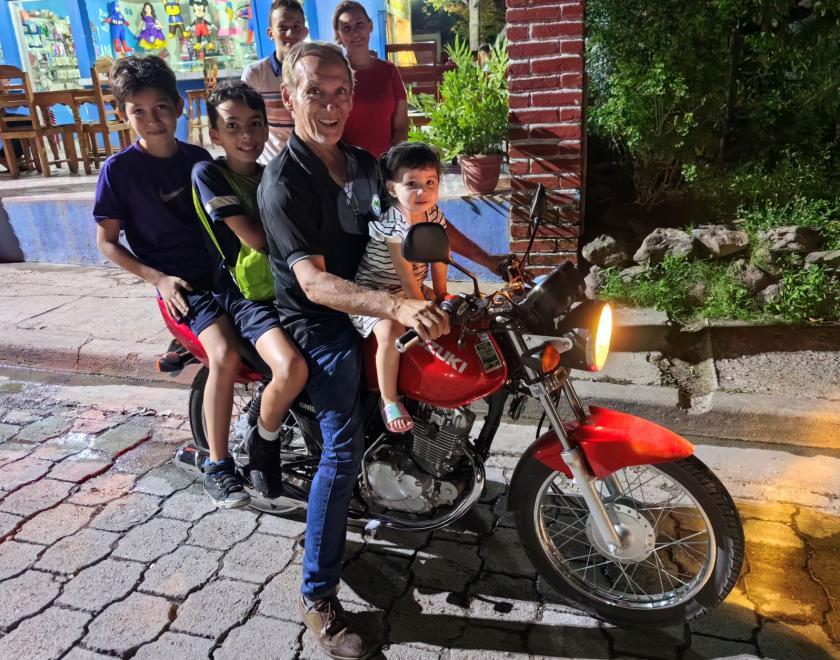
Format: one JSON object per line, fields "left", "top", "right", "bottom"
{"left": 408, "top": 35, "right": 508, "bottom": 161}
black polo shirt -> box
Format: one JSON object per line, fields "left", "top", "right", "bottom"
{"left": 258, "top": 131, "right": 383, "bottom": 349}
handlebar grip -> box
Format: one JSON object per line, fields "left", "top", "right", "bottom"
{"left": 395, "top": 330, "right": 420, "bottom": 353}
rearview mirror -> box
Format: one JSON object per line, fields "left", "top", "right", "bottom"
{"left": 402, "top": 223, "right": 451, "bottom": 264}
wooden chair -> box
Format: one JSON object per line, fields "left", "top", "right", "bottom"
{"left": 0, "top": 65, "right": 78, "bottom": 178}
{"left": 187, "top": 57, "right": 218, "bottom": 146}
{"left": 81, "top": 58, "right": 132, "bottom": 174}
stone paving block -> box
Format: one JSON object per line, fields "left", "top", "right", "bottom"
{"left": 68, "top": 472, "right": 136, "bottom": 506}
{"left": 140, "top": 545, "right": 222, "bottom": 599}
{"left": 170, "top": 578, "right": 258, "bottom": 638}
{"left": 795, "top": 508, "right": 840, "bottom": 550}
{"left": 58, "top": 558, "right": 145, "bottom": 612}
{"left": 84, "top": 593, "right": 174, "bottom": 655}
{"left": 412, "top": 539, "right": 481, "bottom": 593}
{"left": 688, "top": 634, "right": 759, "bottom": 659}
{"left": 382, "top": 644, "right": 441, "bottom": 659}
{"left": 299, "top": 606, "right": 385, "bottom": 658}
{"left": 2, "top": 410, "right": 39, "bottom": 425}
{"left": 0, "top": 478, "right": 73, "bottom": 517}
{"left": 0, "top": 605, "right": 89, "bottom": 660}
{"left": 214, "top": 615, "right": 300, "bottom": 659}
{"left": 736, "top": 501, "right": 797, "bottom": 523}
{"left": 257, "top": 511, "right": 308, "bottom": 538}
{"left": 340, "top": 550, "right": 412, "bottom": 609}
{"left": 257, "top": 564, "right": 303, "bottom": 622}
{"left": 0, "top": 456, "right": 52, "bottom": 491}
{"left": 133, "top": 462, "right": 194, "bottom": 497}
{"left": 0, "top": 511, "right": 23, "bottom": 538}
{"left": 744, "top": 563, "right": 828, "bottom": 623}
{"left": 133, "top": 631, "right": 215, "bottom": 660}
{"left": 449, "top": 622, "right": 531, "bottom": 659}
{"left": 757, "top": 621, "right": 838, "bottom": 660}
{"left": 148, "top": 427, "right": 192, "bottom": 446}
{"left": 31, "top": 432, "right": 95, "bottom": 463}
{"left": 387, "top": 611, "right": 465, "bottom": 649}
{"left": 0, "top": 423, "right": 19, "bottom": 443}
{"left": 220, "top": 533, "right": 295, "bottom": 584}
{"left": 48, "top": 454, "right": 111, "bottom": 483}
{"left": 159, "top": 485, "right": 216, "bottom": 521}
{"left": 494, "top": 497, "right": 517, "bottom": 529}
{"left": 479, "top": 526, "right": 536, "bottom": 578}
{"left": 188, "top": 508, "right": 259, "bottom": 551}
{"left": 357, "top": 525, "right": 431, "bottom": 557}
{"left": 112, "top": 441, "right": 174, "bottom": 475}
{"left": 15, "top": 416, "right": 71, "bottom": 443}
{"left": 0, "top": 444, "right": 34, "bottom": 468}
{"left": 71, "top": 409, "right": 121, "bottom": 435}
{"left": 15, "top": 502, "right": 94, "bottom": 545}
{"left": 744, "top": 519, "right": 807, "bottom": 565}
{"left": 0, "top": 539, "right": 41, "bottom": 579}
{"left": 606, "top": 623, "right": 686, "bottom": 659}
{"left": 528, "top": 615, "right": 610, "bottom": 659}
{"left": 58, "top": 648, "right": 112, "bottom": 660}
{"left": 90, "top": 423, "right": 151, "bottom": 457}
{"left": 467, "top": 571, "right": 541, "bottom": 623}
{"left": 112, "top": 517, "right": 191, "bottom": 562}
{"left": 36, "top": 528, "right": 120, "bottom": 575}
{"left": 89, "top": 492, "right": 161, "bottom": 532}
{"left": 0, "top": 570, "right": 62, "bottom": 630}
{"left": 810, "top": 552, "right": 840, "bottom": 593}
{"left": 689, "top": 585, "right": 759, "bottom": 642}
{"left": 393, "top": 588, "right": 470, "bottom": 619}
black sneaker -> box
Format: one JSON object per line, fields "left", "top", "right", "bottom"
{"left": 203, "top": 458, "right": 250, "bottom": 509}
{"left": 245, "top": 424, "right": 283, "bottom": 498}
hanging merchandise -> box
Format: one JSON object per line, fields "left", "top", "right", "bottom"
{"left": 10, "top": 3, "right": 81, "bottom": 91}
{"left": 103, "top": 0, "right": 133, "bottom": 55}
{"left": 214, "top": 0, "right": 239, "bottom": 36}
{"left": 189, "top": 0, "right": 215, "bottom": 58}
{"left": 136, "top": 2, "right": 168, "bottom": 49}
{"left": 163, "top": 0, "right": 188, "bottom": 39}
{"left": 235, "top": 1, "right": 253, "bottom": 45}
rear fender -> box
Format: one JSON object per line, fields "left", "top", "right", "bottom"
{"left": 508, "top": 406, "right": 694, "bottom": 507}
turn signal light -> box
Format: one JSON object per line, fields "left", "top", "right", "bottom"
{"left": 541, "top": 344, "right": 561, "bottom": 373}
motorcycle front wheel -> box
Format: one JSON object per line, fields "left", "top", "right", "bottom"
{"left": 511, "top": 455, "right": 744, "bottom": 627}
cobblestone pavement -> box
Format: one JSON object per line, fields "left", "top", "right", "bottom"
{"left": 0, "top": 369, "right": 837, "bottom": 659}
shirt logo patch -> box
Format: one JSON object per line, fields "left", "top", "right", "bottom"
{"left": 159, "top": 187, "right": 186, "bottom": 203}
{"left": 371, "top": 194, "right": 381, "bottom": 217}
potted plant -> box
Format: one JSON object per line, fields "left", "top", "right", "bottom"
{"left": 408, "top": 35, "right": 509, "bottom": 194}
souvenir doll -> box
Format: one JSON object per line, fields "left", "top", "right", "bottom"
{"left": 235, "top": 1, "right": 253, "bottom": 45}
{"left": 189, "top": 0, "right": 215, "bottom": 56}
{"left": 163, "top": 0, "right": 187, "bottom": 39}
{"left": 214, "top": 0, "right": 239, "bottom": 36}
{"left": 103, "top": 1, "right": 132, "bottom": 54}
{"left": 136, "top": 3, "right": 168, "bottom": 50}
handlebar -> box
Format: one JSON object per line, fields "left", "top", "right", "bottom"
{"left": 395, "top": 329, "right": 420, "bottom": 353}
{"left": 394, "top": 295, "right": 483, "bottom": 354}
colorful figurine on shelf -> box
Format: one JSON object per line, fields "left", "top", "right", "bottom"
{"left": 214, "top": 0, "right": 239, "bottom": 36}
{"left": 164, "top": 0, "right": 187, "bottom": 39}
{"left": 235, "top": 1, "right": 253, "bottom": 45}
{"left": 136, "top": 3, "right": 168, "bottom": 50}
{"left": 103, "top": 0, "right": 132, "bottom": 55}
{"left": 189, "top": 0, "right": 215, "bottom": 58}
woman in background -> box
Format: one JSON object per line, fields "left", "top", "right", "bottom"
{"left": 333, "top": 0, "right": 408, "bottom": 157}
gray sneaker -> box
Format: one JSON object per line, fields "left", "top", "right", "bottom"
{"left": 203, "top": 458, "right": 250, "bottom": 509}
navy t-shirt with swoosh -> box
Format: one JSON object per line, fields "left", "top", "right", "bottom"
{"left": 93, "top": 140, "right": 215, "bottom": 289}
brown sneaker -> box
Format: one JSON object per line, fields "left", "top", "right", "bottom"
{"left": 298, "top": 593, "right": 369, "bottom": 660}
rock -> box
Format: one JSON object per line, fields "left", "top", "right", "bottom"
{"left": 581, "top": 235, "right": 631, "bottom": 267}
{"left": 759, "top": 283, "right": 781, "bottom": 303}
{"left": 620, "top": 265, "right": 646, "bottom": 281}
{"left": 758, "top": 226, "right": 820, "bottom": 254}
{"left": 633, "top": 228, "right": 695, "bottom": 263}
{"left": 688, "top": 282, "right": 708, "bottom": 305}
{"left": 732, "top": 259, "right": 775, "bottom": 294}
{"left": 584, "top": 265, "right": 605, "bottom": 299}
{"left": 804, "top": 249, "right": 840, "bottom": 267}
{"left": 692, "top": 225, "right": 749, "bottom": 257}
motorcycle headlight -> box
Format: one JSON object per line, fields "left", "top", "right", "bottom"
{"left": 557, "top": 301, "right": 613, "bottom": 372}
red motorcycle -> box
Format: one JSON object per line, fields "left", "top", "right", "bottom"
{"left": 163, "top": 186, "right": 744, "bottom": 628}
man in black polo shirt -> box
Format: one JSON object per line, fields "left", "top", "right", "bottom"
{"left": 258, "top": 41, "right": 449, "bottom": 659}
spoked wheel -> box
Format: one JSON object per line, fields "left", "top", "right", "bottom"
{"left": 512, "top": 455, "right": 744, "bottom": 627}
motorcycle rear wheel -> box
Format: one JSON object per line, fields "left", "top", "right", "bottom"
{"left": 187, "top": 366, "right": 259, "bottom": 450}
{"left": 511, "top": 454, "right": 744, "bottom": 627}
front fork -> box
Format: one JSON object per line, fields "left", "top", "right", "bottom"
{"left": 509, "top": 332, "right": 625, "bottom": 551}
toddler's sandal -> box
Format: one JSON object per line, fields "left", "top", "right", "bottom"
{"left": 381, "top": 400, "right": 414, "bottom": 434}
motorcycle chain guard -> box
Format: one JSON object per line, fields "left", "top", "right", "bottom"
{"left": 531, "top": 406, "right": 694, "bottom": 479}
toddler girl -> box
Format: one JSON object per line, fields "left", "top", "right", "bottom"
{"left": 352, "top": 142, "right": 449, "bottom": 433}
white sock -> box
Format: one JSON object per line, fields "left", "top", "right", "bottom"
{"left": 257, "top": 418, "right": 280, "bottom": 441}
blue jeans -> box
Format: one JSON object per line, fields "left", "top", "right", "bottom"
{"left": 300, "top": 326, "right": 364, "bottom": 600}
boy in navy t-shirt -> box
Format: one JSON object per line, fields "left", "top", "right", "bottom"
{"left": 192, "top": 80, "right": 307, "bottom": 498}
{"left": 93, "top": 56, "right": 256, "bottom": 508}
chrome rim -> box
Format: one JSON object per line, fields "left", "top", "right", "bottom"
{"left": 534, "top": 464, "right": 716, "bottom": 610}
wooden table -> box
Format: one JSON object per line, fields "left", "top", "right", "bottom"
{"left": 32, "top": 88, "right": 96, "bottom": 174}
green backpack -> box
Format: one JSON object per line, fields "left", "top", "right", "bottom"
{"left": 192, "top": 166, "right": 274, "bottom": 301}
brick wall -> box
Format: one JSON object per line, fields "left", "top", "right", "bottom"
{"left": 506, "top": 0, "right": 585, "bottom": 273}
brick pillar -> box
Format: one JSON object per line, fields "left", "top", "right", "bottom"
{"left": 506, "top": 0, "right": 585, "bottom": 273}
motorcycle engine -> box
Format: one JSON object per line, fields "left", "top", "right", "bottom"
{"left": 365, "top": 403, "right": 476, "bottom": 514}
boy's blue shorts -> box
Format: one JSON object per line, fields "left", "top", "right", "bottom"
{"left": 182, "top": 288, "right": 280, "bottom": 345}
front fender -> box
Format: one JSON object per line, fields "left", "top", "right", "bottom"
{"left": 508, "top": 407, "right": 694, "bottom": 507}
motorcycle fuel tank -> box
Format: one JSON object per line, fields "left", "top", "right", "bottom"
{"left": 363, "top": 330, "right": 508, "bottom": 408}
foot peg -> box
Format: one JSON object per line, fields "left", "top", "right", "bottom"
{"left": 363, "top": 519, "right": 382, "bottom": 540}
